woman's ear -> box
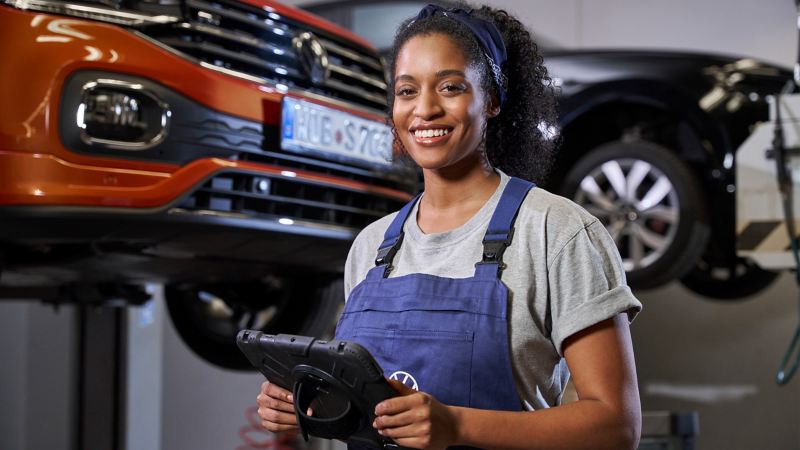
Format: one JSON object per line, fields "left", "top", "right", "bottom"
{"left": 487, "top": 95, "right": 501, "bottom": 118}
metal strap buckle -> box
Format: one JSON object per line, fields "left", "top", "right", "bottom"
{"left": 375, "top": 232, "right": 404, "bottom": 277}
{"left": 480, "top": 227, "right": 515, "bottom": 263}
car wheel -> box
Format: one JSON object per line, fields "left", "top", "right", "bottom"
{"left": 165, "top": 275, "right": 344, "bottom": 370}
{"left": 679, "top": 256, "right": 779, "bottom": 300}
{"left": 560, "top": 140, "right": 710, "bottom": 289}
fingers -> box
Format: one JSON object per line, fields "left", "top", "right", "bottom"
{"left": 375, "top": 414, "right": 435, "bottom": 450}
{"left": 257, "top": 380, "right": 298, "bottom": 432}
{"left": 257, "top": 382, "right": 295, "bottom": 411}
{"left": 258, "top": 406, "right": 298, "bottom": 424}
{"left": 261, "top": 380, "right": 293, "bottom": 402}
{"left": 373, "top": 394, "right": 432, "bottom": 444}
{"left": 374, "top": 406, "right": 429, "bottom": 429}
{"left": 373, "top": 390, "right": 457, "bottom": 450}
{"left": 376, "top": 391, "right": 430, "bottom": 416}
{"left": 378, "top": 421, "right": 433, "bottom": 444}
{"left": 257, "top": 392, "right": 296, "bottom": 413}
{"left": 261, "top": 420, "right": 299, "bottom": 433}
{"left": 386, "top": 378, "right": 416, "bottom": 395}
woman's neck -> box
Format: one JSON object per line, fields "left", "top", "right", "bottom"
{"left": 417, "top": 160, "right": 500, "bottom": 234}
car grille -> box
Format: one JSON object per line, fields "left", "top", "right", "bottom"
{"left": 171, "top": 112, "right": 417, "bottom": 191}
{"left": 176, "top": 171, "right": 407, "bottom": 231}
{"left": 139, "top": 0, "right": 388, "bottom": 112}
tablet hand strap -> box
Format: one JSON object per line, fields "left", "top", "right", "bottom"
{"left": 292, "top": 371, "right": 362, "bottom": 441}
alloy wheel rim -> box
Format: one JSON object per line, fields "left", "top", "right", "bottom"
{"left": 574, "top": 158, "right": 680, "bottom": 271}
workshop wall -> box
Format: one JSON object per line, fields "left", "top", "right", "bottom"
{"left": 282, "top": 0, "right": 797, "bottom": 67}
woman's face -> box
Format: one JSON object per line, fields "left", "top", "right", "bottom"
{"left": 392, "top": 33, "right": 495, "bottom": 172}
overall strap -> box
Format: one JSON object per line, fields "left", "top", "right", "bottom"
{"left": 371, "top": 193, "right": 422, "bottom": 278}
{"left": 475, "top": 177, "right": 535, "bottom": 278}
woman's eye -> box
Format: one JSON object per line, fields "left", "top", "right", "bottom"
{"left": 441, "top": 83, "right": 466, "bottom": 93}
{"left": 395, "top": 87, "right": 416, "bottom": 97}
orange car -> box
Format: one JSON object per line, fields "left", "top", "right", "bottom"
{"left": 0, "top": 0, "right": 416, "bottom": 368}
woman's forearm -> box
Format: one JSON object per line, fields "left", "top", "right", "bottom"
{"left": 450, "top": 398, "right": 641, "bottom": 450}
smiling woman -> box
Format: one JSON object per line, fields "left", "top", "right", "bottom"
{"left": 385, "top": 3, "right": 559, "bottom": 185}
{"left": 392, "top": 36, "right": 495, "bottom": 175}
{"left": 256, "top": 3, "right": 643, "bottom": 450}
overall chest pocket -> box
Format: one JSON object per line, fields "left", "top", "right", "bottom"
{"left": 352, "top": 326, "right": 475, "bottom": 408}
{"left": 338, "top": 293, "right": 484, "bottom": 406}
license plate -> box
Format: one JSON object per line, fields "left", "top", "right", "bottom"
{"left": 281, "top": 97, "right": 392, "bottom": 167}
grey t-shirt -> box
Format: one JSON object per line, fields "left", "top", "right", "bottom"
{"left": 343, "top": 170, "right": 642, "bottom": 410}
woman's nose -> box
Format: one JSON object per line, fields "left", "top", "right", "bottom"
{"left": 413, "top": 88, "right": 443, "bottom": 119}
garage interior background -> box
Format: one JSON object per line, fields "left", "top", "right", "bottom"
{"left": 1, "top": 0, "right": 799, "bottom": 449}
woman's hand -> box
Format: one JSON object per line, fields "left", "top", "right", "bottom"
{"left": 256, "top": 380, "right": 300, "bottom": 433}
{"left": 373, "top": 379, "right": 460, "bottom": 450}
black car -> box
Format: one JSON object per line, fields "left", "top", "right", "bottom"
{"left": 546, "top": 50, "right": 790, "bottom": 298}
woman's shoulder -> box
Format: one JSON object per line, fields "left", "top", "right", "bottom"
{"left": 346, "top": 210, "right": 401, "bottom": 271}
{"left": 344, "top": 210, "right": 402, "bottom": 297}
{"left": 517, "top": 184, "right": 603, "bottom": 251}
{"left": 522, "top": 185, "right": 598, "bottom": 228}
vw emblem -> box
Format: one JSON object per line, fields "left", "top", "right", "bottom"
{"left": 389, "top": 371, "right": 419, "bottom": 390}
{"left": 292, "top": 32, "right": 329, "bottom": 85}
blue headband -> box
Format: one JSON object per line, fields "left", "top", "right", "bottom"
{"left": 411, "top": 4, "right": 508, "bottom": 107}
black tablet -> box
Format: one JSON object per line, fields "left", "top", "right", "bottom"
{"left": 236, "top": 330, "right": 405, "bottom": 450}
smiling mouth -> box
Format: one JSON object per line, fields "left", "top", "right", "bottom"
{"left": 413, "top": 128, "right": 451, "bottom": 138}
{"left": 411, "top": 128, "right": 453, "bottom": 144}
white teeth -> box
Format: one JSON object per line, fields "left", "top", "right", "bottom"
{"left": 414, "top": 129, "right": 450, "bottom": 138}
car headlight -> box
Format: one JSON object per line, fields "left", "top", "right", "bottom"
{"left": 2, "top": 0, "right": 180, "bottom": 26}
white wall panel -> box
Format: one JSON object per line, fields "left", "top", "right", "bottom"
{"left": 288, "top": 0, "right": 797, "bottom": 66}
{"left": 579, "top": 0, "right": 795, "bottom": 66}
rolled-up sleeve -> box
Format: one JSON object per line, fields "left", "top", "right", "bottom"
{"left": 548, "top": 220, "right": 642, "bottom": 356}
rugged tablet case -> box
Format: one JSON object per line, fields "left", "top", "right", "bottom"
{"left": 236, "top": 331, "right": 405, "bottom": 450}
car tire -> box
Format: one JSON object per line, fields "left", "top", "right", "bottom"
{"left": 165, "top": 275, "right": 344, "bottom": 370}
{"left": 679, "top": 256, "right": 779, "bottom": 300}
{"left": 560, "top": 140, "right": 710, "bottom": 289}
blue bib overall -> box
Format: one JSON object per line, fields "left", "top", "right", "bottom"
{"left": 335, "top": 178, "right": 535, "bottom": 428}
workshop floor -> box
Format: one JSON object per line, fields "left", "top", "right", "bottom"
{"left": 632, "top": 273, "right": 800, "bottom": 449}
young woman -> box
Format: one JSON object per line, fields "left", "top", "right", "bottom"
{"left": 257, "top": 3, "right": 642, "bottom": 450}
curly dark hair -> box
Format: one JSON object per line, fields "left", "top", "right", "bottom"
{"left": 387, "top": 1, "right": 559, "bottom": 184}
